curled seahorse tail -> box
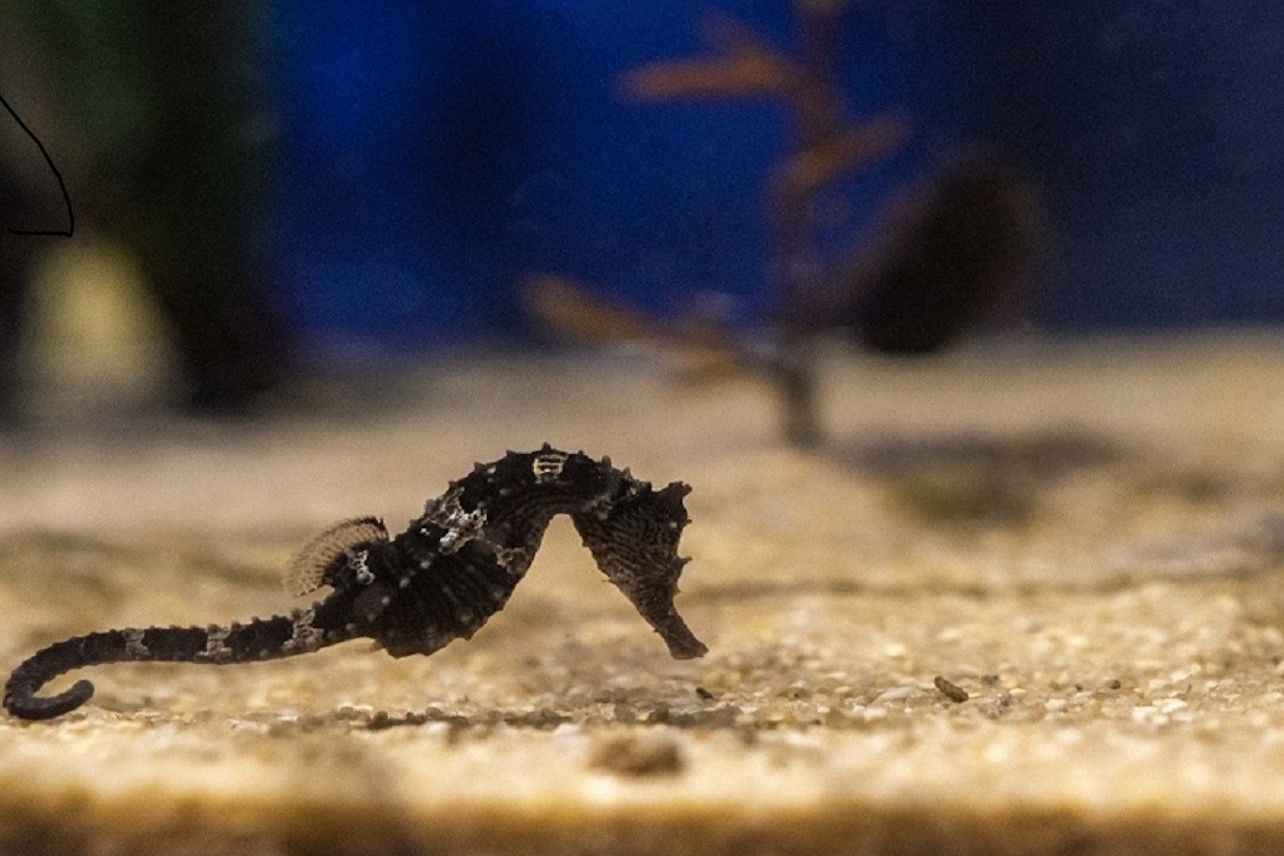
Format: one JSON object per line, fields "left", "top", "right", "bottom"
{"left": 4, "top": 632, "right": 120, "bottom": 720}
{"left": 5, "top": 625, "right": 220, "bottom": 720}
{"left": 4, "top": 599, "right": 357, "bottom": 721}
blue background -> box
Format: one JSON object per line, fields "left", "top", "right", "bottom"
{"left": 272, "top": 1, "right": 1284, "bottom": 348}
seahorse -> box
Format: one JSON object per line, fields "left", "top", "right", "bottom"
{"left": 4, "top": 446, "right": 705, "bottom": 720}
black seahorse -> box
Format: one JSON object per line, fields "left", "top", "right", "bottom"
{"left": 4, "top": 446, "right": 705, "bottom": 720}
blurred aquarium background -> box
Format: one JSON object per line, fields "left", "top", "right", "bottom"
{"left": 0, "top": 0, "right": 1282, "bottom": 420}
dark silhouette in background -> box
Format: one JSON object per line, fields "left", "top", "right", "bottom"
{"left": 0, "top": 3, "right": 292, "bottom": 418}
{"left": 0, "top": 92, "right": 73, "bottom": 237}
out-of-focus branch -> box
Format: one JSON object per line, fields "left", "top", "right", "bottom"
{"left": 523, "top": 275, "right": 760, "bottom": 384}
{"left": 537, "top": 1, "right": 932, "bottom": 447}
{"left": 622, "top": 14, "right": 806, "bottom": 103}
{"left": 768, "top": 117, "right": 908, "bottom": 210}
{"left": 524, "top": 275, "right": 664, "bottom": 345}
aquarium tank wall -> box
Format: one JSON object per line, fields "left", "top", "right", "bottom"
{"left": 273, "top": 0, "right": 1284, "bottom": 353}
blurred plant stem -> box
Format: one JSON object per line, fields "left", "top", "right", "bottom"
{"left": 626, "top": 0, "right": 905, "bottom": 446}
{"left": 527, "top": 2, "right": 1041, "bottom": 449}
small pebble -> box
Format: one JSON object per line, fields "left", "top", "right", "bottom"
{"left": 588, "top": 732, "right": 686, "bottom": 777}
{"left": 934, "top": 676, "right": 969, "bottom": 703}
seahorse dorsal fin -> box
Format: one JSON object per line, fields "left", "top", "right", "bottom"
{"left": 284, "top": 516, "right": 389, "bottom": 596}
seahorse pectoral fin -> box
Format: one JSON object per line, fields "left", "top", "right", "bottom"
{"left": 284, "top": 517, "right": 389, "bottom": 596}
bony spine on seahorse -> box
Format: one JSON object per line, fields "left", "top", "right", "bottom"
{"left": 4, "top": 446, "right": 705, "bottom": 721}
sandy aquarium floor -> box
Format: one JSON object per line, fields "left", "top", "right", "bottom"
{"left": 3, "top": 333, "right": 1284, "bottom": 855}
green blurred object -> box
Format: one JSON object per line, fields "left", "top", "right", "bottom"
{"left": 0, "top": 1, "right": 292, "bottom": 417}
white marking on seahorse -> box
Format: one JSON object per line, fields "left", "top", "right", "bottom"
{"left": 532, "top": 451, "right": 567, "bottom": 482}
{"left": 351, "top": 549, "right": 374, "bottom": 585}
{"left": 200, "top": 625, "right": 234, "bottom": 662}
{"left": 494, "top": 546, "right": 530, "bottom": 575}
{"left": 123, "top": 628, "right": 149, "bottom": 658}
{"left": 438, "top": 506, "right": 486, "bottom": 553}
{"left": 282, "top": 607, "right": 324, "bottom": 654}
